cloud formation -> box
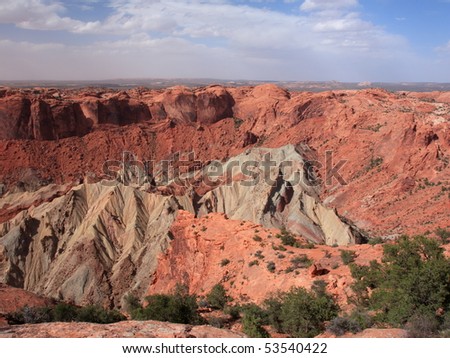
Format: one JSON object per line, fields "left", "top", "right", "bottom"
{"left": 0, "top": 0, "right": 447, "bottom": 81}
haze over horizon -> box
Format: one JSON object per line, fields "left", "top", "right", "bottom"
{"left": 1, "top": 0, "right": 450, "bottom": 82}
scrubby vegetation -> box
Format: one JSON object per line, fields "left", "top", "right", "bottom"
{"left": 266, "top": 261, "right": 276, "bottom": 273}
{"left": 264, "top": 287, "right": 339, "bottom": 338}
{"left": 206, "top": 284, "right": 229, "bottom": 310}
{"left": 9, "top": 234, "right": 447, "bottom": 338}
{"left": 350, "top": 235, "right": 450, "bottom": 337}
{"left": 327, "top": 309, "right": 373, "bottom": 336}
{"left": 6, "top": 303, "right": 125, "bottom": 325}
{"left": 276, "top": 228, "right": 298, "bottom": 247}
{"left": 220, "top": 258, "right": 231, "bottom": 267}
{"left": 128, "top": 284, "right": 204, "bottom": 325}
{"left": 240, "top": 304, "right": 270, "bottom": 338}
{"left": 340, "top": 249, "right": 357, "bottom": 265}
{"left": 289, "top": 254, "right": 313, "bottom": 269}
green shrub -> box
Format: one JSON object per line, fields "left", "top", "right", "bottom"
{"left": 340, "top": 250, "right": 357, "bottom": 265}
{"left": 264, "top": 287, "right": 339, "bottom": 338}
{"left": 290, "top": 255, "right": 313, "bottom": 269}
{"left": 6, "top": 303, "right": 125, "bottom": 325}
{"left": 248, "top": 260, "right": 259, "bottom": 267}
{"left": 52, "top": 303, "right": 79, "bottom": 322}
{"left": 253, "top": 235, "right": 262, "bottom": 242}
{"left": 241, "top": 304, "right": 270, "bottom": 338}
{"left": 267, "top": 261, "right": 276, "bottom": 273}
{"left": 276, "top": 228, "right": 298, "bottom": 247}
{"left": 233, "top": 117, "right": 244, "bottom": 129}
{"left": 264, "top": 296, "right": 283, "bottom": 332}
{"left": 279, "top": 287, "right": 339, "bottom": 337}
{"left": 220, "top": 259, "right": 231, "bottom": 267}
{"left": 298, "top": 242, "right": 316, "bottom": 249}
{"left": 272, "top": 244, "right": 287, "bottom": 251}
{"left": 255, "top": 250, "right": 264, "bottom": 259}
{"left": 206, "top": 284, "right": 229, "bottom": 310}
{"left": 350, "top": 235, "right": 450, "bottom": 328}
{"left": 365, "top": 157, "right": 383, "bottom": 171}
{"left": 76, "top": 305, "right": 125, "bottom": 324}
{"left": 134, "top": 284, "right": 203, "bottom": 325}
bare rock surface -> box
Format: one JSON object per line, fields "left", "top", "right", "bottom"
{"left": 0, "top": 320, "right": 245, "bottom": 338}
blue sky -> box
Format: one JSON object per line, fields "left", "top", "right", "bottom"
{"left": 0, "top": 0, "right": 449, "bottom": 81}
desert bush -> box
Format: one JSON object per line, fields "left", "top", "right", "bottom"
{"left": 327, "top": 309, "right": 372, "bottom": 336}
{"left": 267, "top": 261, "right": 276, "bottom": 273}
{"left": 340, "top": 250, "right": 357, "bottom": 265}
{"left": 241, "top": 304, "right": 270, "bottom": 338}
{"left": 7, "top": 303, "right": 125, "bottom": 325}
{"left": 206, "top": 284, "right": 229, "bottom": 310}
{"left": 350, "top": 235, "right": 450, "bottom": 327}
{"left": 276, "top": 228, "right": 298, "bottom": 247}
{"left": 255, "top": 250, "right": 265, "bottom": 259}
{"left": 76, "top": 305, "right": 125, "bottom": 324}
{"left": 264, "top": 287, "right": 338, "bottom": 338}
{"left": 220, "top": 259, "right": 231, "bottom": 267}
{"left": 264, "top": 296, "right": 284, "bottom": 332}
{"left": 298, "top": 242, "right": 316, "bottom": 249}
{"left": 279, "top": 287, "right": 339, "bottom": 337}
{"left": 290, "top": 254, "right": 313, "bottom": 269}
{"left": 52, "top": 302, "right": 79, "bottom": 322}
{"left": 272, "top": 244, "right": 287, "bottom": 251}
{"left": 134, "top": 284, "right": 203, "bottom": 325}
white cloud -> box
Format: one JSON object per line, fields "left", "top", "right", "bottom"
{"left": 0, "top": 0, "right": 100, "bottom": 32}
{"left": 300, "top": 0, "right": 358, "bottom": 12}
{"left": 0, "top": 0, "right": 444, "bottom": 81}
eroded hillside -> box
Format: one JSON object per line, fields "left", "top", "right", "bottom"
{"left": 0, "top": 85, "right": 449, "bottom": 314}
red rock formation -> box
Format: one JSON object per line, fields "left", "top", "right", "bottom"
{"left": 0, "top": 85, "right": 449, "bottom": 338}
{"left": 0, "top": 284, "right": 51, "bottom": 315}
{"left": 1, "top": 85, "right": 448, "bottom": 235}
{"left": 148, "top": 210, "right": 383, "bottom": 309}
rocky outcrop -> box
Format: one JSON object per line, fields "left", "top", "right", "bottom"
{"left": 149, "top": 210, "right": 384, "bottom": 308}
{"left": 1, "top": 85, "right": 448, "bottom": 236}
{"left": 0, "top": 182, "right": 182, "bottom": 308}
{"left": 0, "top": 86, "right": 235, "bottom": 140}
{"left": 0, "top": 144, "right": 366, "bottom": 308}
{"left": 0, "top": 320, "right": 246, "bottom": 338}
{"left": 195, "top": 145, "right": 363, "bottom": 245}
{"left": 0, "top": 284, "right": 51, "bottom": 315}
